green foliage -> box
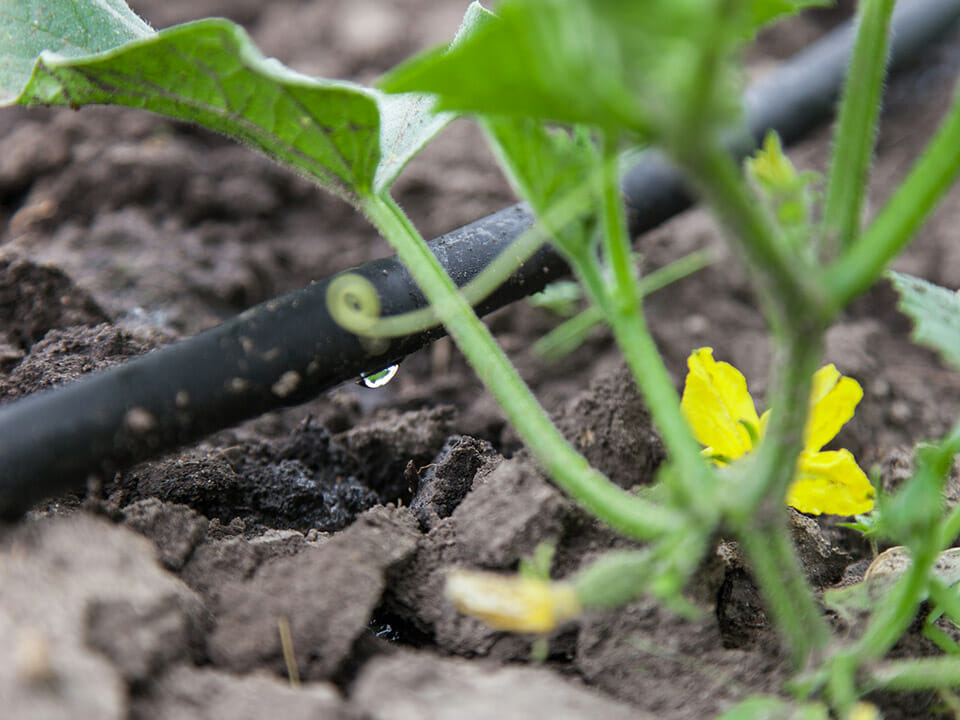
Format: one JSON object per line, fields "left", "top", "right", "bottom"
{"left": 716, "top": 695, "right": 829, "bottom": 720}
{"left": 527, "top": 281, "right": 583, "bottom": 318}
{"left": 382, "top": 0, "right": 826, "bottom": 140}
{"left": 0, "top": 0, "right": 152, "bottom": 100}
{"left": 483, "top": 118, "right": 600, "bottom": 257}
{"left": 750, "top": 0, "right": 831, "bottom": 28}
{"left": 745, "top": 131, "right": 821, "bottom": 252}
{"left": 889, "top": 271, "right": 960, "bottom": 373}
{"left": 0, "top": 3, "right": 483, "bottom": 203}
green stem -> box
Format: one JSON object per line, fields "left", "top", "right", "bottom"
{"left": 825, "top": 78, "right": 960, "bottom": 308}
{"left": 360, "top": 192, "right": 679, "bottom": 540}
{"left": 869, "top": 656, "right": 960, "bottom": 691}
{"left": 738, "top": 519, "right": 831, "bottom": 668}
{"left": 574, "top": 549, "right": 653, "bottom": 609}
{"left": 821, "top": 0, "right": 896, "bottom": 256}
{"left": 729, "top": 333, "right": 829, "bottom": 667}
{"left": 599, "top": 133, "right": 639, "bottom": 313}
{"left": 533, "top": 249, "right": 717, "bottom": 362}
{"left": 737, "top": 331, "right": 824, "bottom": 516}
{"left": 941, "top": 503, "right": 960, "bottom": 550}
{"left": 825, "top": 650, "right": 859, "bottom": 714}
{"left": 594, "top": 136, "right": 718, "bottom": 517}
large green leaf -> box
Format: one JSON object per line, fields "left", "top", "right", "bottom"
{"left": 381, "top": 0, "right": 830, "bottom": 139}
{"left": 381, "top": 0, "right": 657, "bottom": 133}
{"left": 889, "top": 271, "right": 960, "bottom": 373}
{"left": 750, "top": 0, "right": 831, "bottom": 29}
{"left": 0, "top": 1, "right": 475, "bottom": 201}
{"left": 0, "top": 0, "right": 152, "bottom": 99}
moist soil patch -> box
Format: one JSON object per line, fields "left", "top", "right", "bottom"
{"left": 3, "top": 1, "right": 960, "bottom": 718}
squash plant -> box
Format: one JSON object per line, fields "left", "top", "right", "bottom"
{"left": 5, "top": 0, "right": 960, "bottom": 714}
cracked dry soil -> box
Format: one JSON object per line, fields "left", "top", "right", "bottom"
{"left": 3, "top": 1, "right": 960, "bottom": 718}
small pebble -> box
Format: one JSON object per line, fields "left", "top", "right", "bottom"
{"left": 887, "top": 400, "right": 912, "bottom": 426}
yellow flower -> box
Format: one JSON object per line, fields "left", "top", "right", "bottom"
{"left": 846, "top": 702, "right": 880, "bottom": 720}
{"left": 445, "top": 569, "right": 581, "bottom": 633}
{"left": 680, "top": 347, "right": 875, "bottom": 516}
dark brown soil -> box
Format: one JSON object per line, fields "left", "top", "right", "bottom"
{"left": 3, "top": 1, "right": 960, "bottom": 718}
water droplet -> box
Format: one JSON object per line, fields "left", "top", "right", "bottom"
{"left": 361, "top": 364, "right": 399, "bottom": 389}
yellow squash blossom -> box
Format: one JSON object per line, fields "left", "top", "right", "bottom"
{"left": 681, "top": 347, "right": 874, "bottom": 516}
{"left": 445, "top": 569, "right": 581, "bottom": 633}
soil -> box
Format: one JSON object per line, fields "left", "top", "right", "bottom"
{"left": 2, "top": 1, "right": 960, "bottom": 718}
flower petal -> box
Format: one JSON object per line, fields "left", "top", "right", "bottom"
{"left": 445, "top": 570, "right": 581, "bottom": 634}
{"left": 787, "top": 449, "right": 875, "bottom": 516}
{"left": 805, "top": 364, "right": 863, "bottom": 453}
{"left": 681, "top": 347, "right": 760, "bottom": 461}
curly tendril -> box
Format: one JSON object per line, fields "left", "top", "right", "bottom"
{"left": 325, "top": 182, "right": 601, "bottom": 349}
{"left": 325, "top": 273, "right": 391, "bottom": 354}
{"left": 327, "top": 273, "right": 381, "bottom": 334}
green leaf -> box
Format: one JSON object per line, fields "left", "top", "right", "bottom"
{"left": 716, "top": 696, "right": 829, "bottom": 720}
{"left": 750, "top": 0, "right": 832, "bottom": 30}
{"left": 483, "top": 117, "right": 600, "bottom": 256}
{"left": 1, "top": 2, "right": 476, "bottom": 202}
{"left": 0, "top": 0, "right": 152, "bottom": 100}
{"left": 381, "top": 0, "right": 774, "bottom": 138}
{"left": 374, "top": 2, "right": 493, "bottom": 191}
{"left": 381, "top": 0, "right": 651, "bottom": 132}
{"left": 9, "top": 19, "right": 376, "bottom": 200}
{"left": 889, "top": 271, "right": 960, "bottom": 373}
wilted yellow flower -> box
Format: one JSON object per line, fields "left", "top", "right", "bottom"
{"left": 847, "top": 702, "right": 880, "bottom": 720}
{"left": 445, "top": 569, "right": 581, "bottom": 633}
{"left": 681, "top": 347, "right": 874, "bottom": 516}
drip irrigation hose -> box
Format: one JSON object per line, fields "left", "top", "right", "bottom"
{"left": 0, "top": 0, "right": 958, "bottom": 519}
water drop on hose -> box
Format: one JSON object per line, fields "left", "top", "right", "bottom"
{"left": 360, "top": 364, "right": 399, "bottom": 389}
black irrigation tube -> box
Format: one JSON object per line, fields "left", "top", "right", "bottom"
{"left": 1, "top": 0, "right": 958, "bottom": 519}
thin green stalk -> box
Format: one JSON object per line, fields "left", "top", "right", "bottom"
{"left": 574, "top": 549, "right": 653, "bottom": 609}
{"left": 736, "top": 332, "right": 824, "bottom": 515}
{"left": 599, "top": 133, "right": 639, "bottom": 313}
{"left": 359, "top": 191, "right": 679, "bottom": 540}
{"left": 533, "top": 249, "right": 717, "bottom": 361}
{"left": 728, "top": 334, "right": 829, "bottom": 667}
{"left": 941, "top": 503, "right": 960, "bottom": 550}
{"left": 825, "top": 649, "right": 858, "bottom": 713}
{"left": 869, "top": 656, "right": 960, "bottom": 691}
{"left": 675, "top": 0, "right": 730, "bottom": 146}
{"left": 738, "top": 520, "right": 831, "bottom": 667}
{"left": 594, "top": 137, "right": 718, "bottom": 516}
{"left": 821, "top": 0, "right": 896, "bottom": 256}
{"left": 825, "top": 80, "right": 960, "bottom": 308}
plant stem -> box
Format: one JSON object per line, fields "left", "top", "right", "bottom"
{"left": 599, "top": 133, "right": 639, "bottom": 313}
{"left": 727, "top": 331, "right": 829, "bottom": 666}
{"left": 574, "top": 550, "right": 653, "bottom": 609}
{"left": 360, "top": 192, "right": 679, "bottom": 540}
{"left": 869, "top": 656, "right": 960, "bottom": 691}
{"left": 533, "top": 249, "right": 716, "bottom": 361}
{"left": 825, "top": 79, "right": 960, "bottom": 308}
{"left": 738, "top": 332, "right": 824, "bottom": 514}
{"left": 594, "top": 135, "right": 718, "bottom": 517}
{"left": 821, "top": 0, "right": 896, "bottom": 256}
{"left": 738, "top": 518, "right": 830, "bottom": 668}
